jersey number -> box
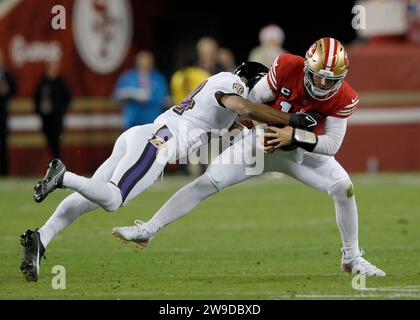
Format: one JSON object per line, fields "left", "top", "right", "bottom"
{"left": 280, "top": 101, "right": 293, "bottom": 113}
{"left": 173, "top": 80, "right": 208, "bottom": 115}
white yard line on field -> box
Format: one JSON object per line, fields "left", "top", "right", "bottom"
{"left": 296, "top": 293, "right": 420, "bottom": 299}
{"left": 2, "top": 290, "right": 420, "bottom": 299}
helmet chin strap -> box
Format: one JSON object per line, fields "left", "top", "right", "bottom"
{"left": 303, "top": 72, "right": 342, "bottom": 101}
{"left": 304, "top": 81, "right": 341, "bottom": 101}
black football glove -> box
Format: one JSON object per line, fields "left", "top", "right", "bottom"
{"left": 289, "top": 110, "right": 322, "bottom": 132}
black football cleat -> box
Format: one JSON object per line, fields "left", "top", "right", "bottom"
{"left": 33, "top": 158, "right": 66, "bottom": 203}
{"left": 20, "top": 229, "right": 46, "bottom": 282}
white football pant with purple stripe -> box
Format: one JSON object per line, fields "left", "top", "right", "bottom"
{"left": 39, "top": 123, "right": 176, "bottom": 248}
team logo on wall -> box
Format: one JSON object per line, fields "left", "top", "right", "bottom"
{"left": 72, "top": 0, "right": 133, "bottom": 74}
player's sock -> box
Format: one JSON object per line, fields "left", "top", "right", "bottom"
{"left": 144, "top": 173, "right": 218, "bottom": 236}
{"left": 62, "top": 172, "right": 122, "bottom": 212}
{"left": 330, "top": 179, "right": 360, "bottom": 258}
{"left": 38, "top": 193, "right": 98, "bottom": 248}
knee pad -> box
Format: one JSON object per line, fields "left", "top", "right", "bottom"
{"left": 328, "top": 179, "right": 354, "bottom": 199}
{"left": 103, "top": 183, "right": 123, "bottom": 212}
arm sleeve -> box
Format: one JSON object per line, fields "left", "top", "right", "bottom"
{"left": 248, "top": 54, "right": 283, "bottom": 103}
{"left": 313, "top": 116, "right": 347, "bottom": 156}
{"left": 332, "top": 95, "right": 359, "bottom": 118}
{"left": 212, "top": 74, "right": 248, "bottom": 101}
{"left": 247, "top": 75, "right": 277, "bottom": 103}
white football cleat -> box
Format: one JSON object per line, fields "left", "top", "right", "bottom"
{"left": 112, "top": 220, "right": 153, "bottom": 249}
{"left": 341, "top": 249, "right": 386, "bottom": 276}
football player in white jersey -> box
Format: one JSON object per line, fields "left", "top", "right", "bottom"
{"left": 20, "top": 62, "right": 320, "bottom": 281}
{"left": 113, "top": 39, "right": 386, "bottom": 277}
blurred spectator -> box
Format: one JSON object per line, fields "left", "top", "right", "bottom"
{"left": 170, "top": 61, "right": 210, "bottom": 176}
{"left": 0, "top": 50, "right": 16, "bottom": 176}
{"left": 249, "top": 24, "right": 287, "bottom": 67}
{"left": 175, "top": 37, "right": 224, "bottom": 175}
{"left": 218, "top": 47, "right": 237, "bottom": 72}
{"left": 34, "top": 61, "right": 72, "bottom": 159}
{"left": 170, "top": 65, "right": 210, "bottom": 106}
{"left": 113, "top": 51, "right": 168, "bottom": 130}
{"left": 196, "top": 37, "right": 223, "bottom": 75}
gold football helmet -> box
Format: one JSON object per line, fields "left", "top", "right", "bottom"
{"left": 304, "top": 37, "right": 349, "bottom": 100}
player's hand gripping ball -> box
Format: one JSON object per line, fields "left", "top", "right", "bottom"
{"left": 263, "top": 127, "right": 278, "bottom": 154}
{"left": 264, "top": 126, "right": 296, "bottom": 152}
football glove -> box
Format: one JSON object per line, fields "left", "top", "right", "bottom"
{"left": 289, "top": 110, "right": 322, "bottom": 132}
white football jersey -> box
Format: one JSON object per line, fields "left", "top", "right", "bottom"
{"left": 154, "top": 72, "right": 249, "bottom": 154}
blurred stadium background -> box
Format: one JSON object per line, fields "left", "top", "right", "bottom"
{"left": 0, "top": 0, "right": 419, "bottom": 176}
{"left": 1, "top": 0, "right": 420, "bottom": 300}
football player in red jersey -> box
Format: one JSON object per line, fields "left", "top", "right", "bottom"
{"left": 113, "top": 38, "right": 385, "bottom": 276}
{"left": 260, "top": 37, "right": 359, "bottom": 153}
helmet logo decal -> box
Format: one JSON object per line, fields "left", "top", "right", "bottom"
{"left": 344, "top": 52, "right": 349, "bottom": 67}
{"left": 307, "top": 43, "right": 317, "bottom": 59}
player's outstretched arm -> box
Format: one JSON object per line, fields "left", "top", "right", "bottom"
{"left": 215, "top": 91, "right": 291, "bottom": 126}
{"left": 215, "top": 92, "right": 319, "bottom": 130}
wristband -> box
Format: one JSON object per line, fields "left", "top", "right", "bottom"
{"left": 292, "top": 128, "right": 318, "bottom": 152}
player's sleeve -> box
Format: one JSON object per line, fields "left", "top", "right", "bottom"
{"left": 248, "top": 74, "right": 277, "bottom": 103}
{"left": 266, "top": 55, "right": 281, "bottom": 94}
{"left": 212, "top": 73, "right": 248, "bottom": 105}
{"left": 332, "top": 91, "right": 359, "bottom": 118}
{"left": 312, "top": 116, "right": 347, "bottom": 156}
{"left": 304, "top": 86, "right": 358, "bottom": 155}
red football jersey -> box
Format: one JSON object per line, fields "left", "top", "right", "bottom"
{"left": 266, "top": 54, "right": 359, "bottom": 134}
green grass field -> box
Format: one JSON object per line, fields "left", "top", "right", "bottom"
{"left": 1, "top": 173, "right": 420, "bottom": 300}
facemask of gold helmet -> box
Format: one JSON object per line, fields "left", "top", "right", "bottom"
{"left": 304, "top": 37, "right": 349, "bottom": 101}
